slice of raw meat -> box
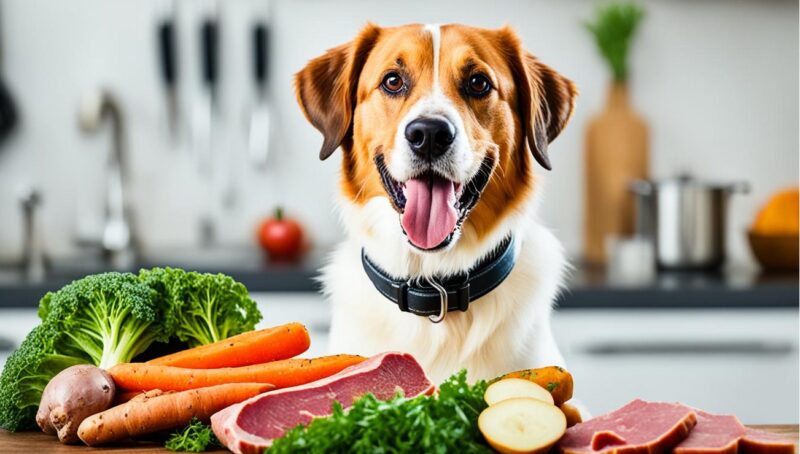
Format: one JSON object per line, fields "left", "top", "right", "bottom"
{"left": 673, "top": 410, "right": 746, "bottom": 454}
{"left": 556, "top": 399, "right": 697, "bottom": 454}
{"left": 211, "top": 351, "right": 434, "bottom": 454}
{"left": 739, "top": 427, "right": 797, "bottom": 454}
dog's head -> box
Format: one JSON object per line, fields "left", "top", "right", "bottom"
{"left": 296, "top": 24, "right": 576, "bottom": 253}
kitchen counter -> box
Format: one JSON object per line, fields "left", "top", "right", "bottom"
{"left": 0, "top": 429, "right": 229, "bottom": 452}
{"left": 0, "top": 249, "right": 796, "bottom": 309}
{"left": 0, "top": 425, "right": 797, "bottom": 452}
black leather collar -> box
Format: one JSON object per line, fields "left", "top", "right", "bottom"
{"left": 361, "top": 236, "right": 517, "bottom": 319}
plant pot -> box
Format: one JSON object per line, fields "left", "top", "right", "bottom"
{"left": 583, "top": 83, "right": 649, "bottom": 264}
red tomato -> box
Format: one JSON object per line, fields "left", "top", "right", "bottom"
{"left": 257, "top": 208, "right": 304, "bottom": 261}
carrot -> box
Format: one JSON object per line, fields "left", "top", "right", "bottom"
{"left": 492, "top": 366, "right": 574, "bottom": 406}
{"left": 147, "top": 322, "right": 311, "bottom": 368}
{"left": 77, "top": 383, "right": 272, "bottom": 446}
{"left": 113, "top": 390, "right": 143, "bottom": 406}
{"left": 110, "top": 354, "right": 367, "bottom": 392}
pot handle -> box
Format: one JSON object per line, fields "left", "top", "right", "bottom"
{"left": 629, "top": 179, "right": 654, "bottom": 195}
{"left": 727, "top": 181, "right": 751, "bottom": 194}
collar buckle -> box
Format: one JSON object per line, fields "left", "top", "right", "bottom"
{"left": 393, "top": 280, "right": 411, "bottom": 313}
{"left": 447, "top": 271, "right": 471, "bottom": 313}
{"left": 456, "top": 281, "right": 470, "bottom": 312}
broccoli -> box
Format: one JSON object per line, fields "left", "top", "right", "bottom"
{"left": 0, "top": 269, "right": 262, "bottom": 431}
{"left": 39, "top": 272, "right": 167, "bottom": 369}
{"left": 0, "top": 325, "right": 87, "bottom": 431}
{"left": 139, "top": 267, "right": 261, "bottom": 347}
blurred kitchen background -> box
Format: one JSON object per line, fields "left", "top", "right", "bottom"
{"left": 0, "top": 0, "right": 797, "bottom": 423}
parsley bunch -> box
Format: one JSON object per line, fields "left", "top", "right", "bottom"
{"left": 268, "top": 370, "right": 492, "bottom": 453}
{"left": 165, "top": 418, "right": 221, "bottom": 452}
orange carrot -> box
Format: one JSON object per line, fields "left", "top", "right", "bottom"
{"left": 113, "top": 390, "right": 143, "bottom": 406}
{"left": 77, "top": 383, "right": 272, "bottom": 446}
{"left": 147, "top": 322, "right": 311, "bottom": 368}
{"left": 110, "top": 354, "right": 366, "bottom": 392}
{"left": 493, "top": 366, "right": 574, "bottom": 406}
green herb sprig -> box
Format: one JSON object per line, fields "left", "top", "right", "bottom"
{"left": 165, "top": 418, "right": 221, "bottom": 452}
{"left": 268, "top": 370, "right": 492, "bottom": 454}
{"left": 585, "top": 1, "right": 645, "bottom": 82}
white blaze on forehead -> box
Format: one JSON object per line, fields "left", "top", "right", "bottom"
{"left": 387, "top": 23, "right": 477, "bottom": 183}
{"left": 424, "top": 24, "right": 441, "bottom": 92}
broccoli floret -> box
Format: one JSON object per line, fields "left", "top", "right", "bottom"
{"left": 41, "top": 272, "right": 167, "bottom": 369}
{"left": 139, "top": 268, "right": 261, "bottom": 347}
{"left": 0, "top": 325, "right": 87, "bottom": 430}
{"left": 1, "top": 268, "right": 262, "bottom": 431}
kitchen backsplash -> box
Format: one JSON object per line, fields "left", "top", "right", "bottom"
{"left": 0, "top": 0, "right": 796, "bottom": 264}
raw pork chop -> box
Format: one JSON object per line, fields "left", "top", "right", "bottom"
{"left": 673, "top": 410, "right": 746, "bottom": 454}
{"left": 211, "top": 351, "right": 434, "bottom": 454}
{"left": 557, "top": 399, "right": 697, "bottom": 454}
{"left": 739, "top": 427, "right": 797, "bottom": 454}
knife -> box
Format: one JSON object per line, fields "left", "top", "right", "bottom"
{"left": 192, "top": 10, "right": 219, "bottom": 245}
{"left": 248, "top": 21, "right": 270, "bottom": 169}
{"left": 157, "top": 13, "right": 178, "bottom": 139}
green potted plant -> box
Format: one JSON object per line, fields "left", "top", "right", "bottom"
{"left": 583, "top": 1, "right": 649, "bottom": 264}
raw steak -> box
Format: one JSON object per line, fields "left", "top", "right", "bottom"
{"left": 673, "top": 410, "right": 746, "bottom": 454}
{"left": 211, "top": 351, "right": 434, "bottom": 454}
{"left": 557, "top": 399, "right": 697, "bottom": 454}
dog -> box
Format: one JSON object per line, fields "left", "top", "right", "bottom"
{"left": 295, "top": 23, "right": 577, "bottom": 384}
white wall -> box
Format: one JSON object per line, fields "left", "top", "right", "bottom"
{"left": 0, "top": 0, "right": 797, "bottom": 264}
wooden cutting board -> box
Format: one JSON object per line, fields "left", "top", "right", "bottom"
{"left": 0, "top": 425, "right": 797, "bottom": 453}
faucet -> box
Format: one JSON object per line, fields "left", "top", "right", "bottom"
{"left": 18, "top": 185, "right": 46, "bottom": 282}
{"left": 78, "top": 89, "right": 137, "bottom": 268}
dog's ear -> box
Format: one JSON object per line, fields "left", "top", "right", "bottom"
{"left": 500, "top": 27, "right": 577, "bottom": 170}
{"left": 295, "top": 24, "right": 381, "bottom": 160}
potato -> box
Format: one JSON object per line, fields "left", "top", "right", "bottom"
{"left": 492, "top": 366, "right": 573, "bottom": 406}
{"left": 478, "top": 398, "right": 567, "bottom": 454}
{"left": 36, "top": 364, "right": 116, "bottom": 444}
{"left": 485, "top": 378, "right": 555, "bottom": 406}
{"left": 560, "top": 403, "right": 583, "bottom": 427}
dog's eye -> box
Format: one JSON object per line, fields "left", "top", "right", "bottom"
{"left": 381, "top": 72, "right": 405, "bottom": 94}
{"left": 466, "top": 74, "right": 492, "bottom": 97}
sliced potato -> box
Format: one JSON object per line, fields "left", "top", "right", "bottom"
{"left": 560, "top": 402, "right": 583, "bottom": 427}
{"left": 485, "top": 378, "right": 555, "bottom": 406}
{"left": 478, "top": 398, "right": 567, "bottom": 454}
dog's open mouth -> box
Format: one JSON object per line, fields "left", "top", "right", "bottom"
{"left": 376, "top": 155, "right": 495, "bottom": 251}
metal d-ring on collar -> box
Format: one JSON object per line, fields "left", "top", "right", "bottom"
{"left": 425, "top": 275, "right": 459, "bottom": 323}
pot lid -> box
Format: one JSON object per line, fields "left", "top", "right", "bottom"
{"left": 630, "top": 174, "right": 750, "bottom": 193}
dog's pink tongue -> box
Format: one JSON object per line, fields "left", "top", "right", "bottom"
{"left": 401, "top": 176, "right": 458, "bottom": 249}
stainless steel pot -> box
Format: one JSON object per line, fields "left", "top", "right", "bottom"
{"left": 630, "top": 176, "right": 748, "bottom": 270}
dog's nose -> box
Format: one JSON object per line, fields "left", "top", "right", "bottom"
{"left": 404, "top": 118, "right": 456, "bottom": 159}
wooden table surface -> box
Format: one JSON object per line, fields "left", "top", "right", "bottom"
{"left": 1, "top": 425, "right": 797, "bottom": 453}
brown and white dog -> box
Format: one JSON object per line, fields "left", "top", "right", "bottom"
{"left": 295, "top": 23, "right": 577, "bottom": 383}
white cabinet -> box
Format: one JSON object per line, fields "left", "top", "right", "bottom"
{"left": 250, "top": 292, "right": 330, "bottom": 357}
{"left": 551, "top": 309, "right": 799, "bottom": 423}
